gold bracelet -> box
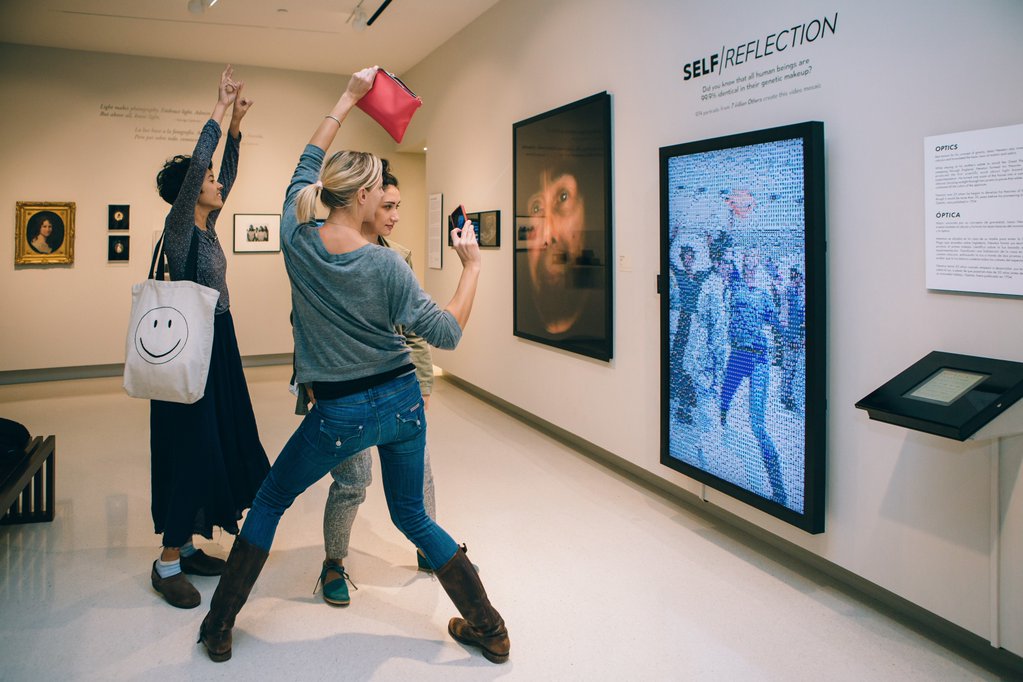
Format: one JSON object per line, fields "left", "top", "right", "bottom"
{"left": 325, "top": 115, "right": 342, "bottom": 127}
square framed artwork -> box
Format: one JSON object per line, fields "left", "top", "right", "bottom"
{"left": 108, "top": 235, "right": 130, "bottom": 261}
{"left": 513, "top": 92, "right": 613, "bottom": 361}
{"left": 15, "top": 201, "right": 75, "bottom": 265}
{"left": 108, "top": 204, "right": 130, "bottom": 230}
{"left": 233, "top": 213, "right": 281, "bottom": 253}
{"left": 478, "top": 210, "right": 501, "bottom": 248}
{"left": 659, "top": 121, "right": 826, "bottom": 533}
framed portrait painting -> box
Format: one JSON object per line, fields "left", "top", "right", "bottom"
{"left": 513, "top": 92, "right": 613, "bottom": 361}
{"left": 15, "top": 201, "right": 75, "bottom": 265}
{"left": 233, "top": 213, "right": 281, "bottom": 253}
{"left": 659, "top": 121, "right": 826, "bottom": 533}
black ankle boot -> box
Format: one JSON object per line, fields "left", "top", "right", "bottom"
{"left": 434, "top": 545, "right": 509, "bottom": 664}
{"left": 197, "top": 536, "right": 268, "bottom": 662}
{"left": 151, "top": 562, "right": 201, "bottom": 609}
{"left": 181, "top": 549, "right": 227, "bottom": 576}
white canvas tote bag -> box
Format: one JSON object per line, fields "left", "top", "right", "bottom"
{"left": 123, "top": 232, "right": 220, "bottom": 404}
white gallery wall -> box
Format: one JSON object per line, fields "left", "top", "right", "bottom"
{"left": 404, "top": 0, "right": 1023, "bottom": 656}
{"left": 0, "top": 43, "right": 424, "bottom": 371}
{"left": 0, "top": 0, "right": 1021, "bottom": 659}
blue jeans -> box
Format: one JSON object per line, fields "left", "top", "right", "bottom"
{"left": 720, "top": 348, "right": 786, "bottom": 502}
{"left": 240, "top": 372, "right": 459, "bottom": 569}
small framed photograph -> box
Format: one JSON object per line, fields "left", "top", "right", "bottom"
{"left": 233, "top": 213, "right": 281, "bottom": 253}
{"left": 108, "top": 204, "right": 130, "bottom": 230}
{"left": 108, "top": 235, "right": 130, "bottom": 262}
{"left": 478, "top": 210, "right": 501, "bottom": 248}
{"left": 15, "top": 201, "right": 75, "bottom": 265}
{"left": 448, "top": 211, "right": 483, "bottom": 247}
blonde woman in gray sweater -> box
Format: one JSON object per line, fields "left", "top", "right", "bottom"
{"left": 198, "top": 67, "right": 509, "bottom": 666}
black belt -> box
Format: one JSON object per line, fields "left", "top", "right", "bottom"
{"left": 312, "top": 363, "right": 415, "bottom": 401}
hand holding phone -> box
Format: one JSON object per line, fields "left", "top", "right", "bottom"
{"left": 449, "top": 205, "right": 481, "bottom": 268}
{"left": 448, "top": 204, "right": 468, "bottom": 233}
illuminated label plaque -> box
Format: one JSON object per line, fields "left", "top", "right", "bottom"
{"left": 856, "top": 351, "right": 1023, "bottom": 441}
{"left": 905, "top": 369, "right": 988, "bottom": 406}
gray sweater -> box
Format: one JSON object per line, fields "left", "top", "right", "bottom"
{"left": 161, "top": 119, "right": 239, "bottom": 314}
{"left": 283, "top": 144, "right": 461, "bottom": 384}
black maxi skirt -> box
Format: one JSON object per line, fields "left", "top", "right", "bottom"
{"left": 150, "top": 310, "right": 271, "bottom": 545}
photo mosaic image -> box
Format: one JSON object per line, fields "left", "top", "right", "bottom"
{"left": 660, "top": 123, "right": 825, "bottom": 532}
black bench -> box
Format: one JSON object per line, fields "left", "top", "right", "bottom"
{"left": 1, "top": 435, "right": 55, "bottom": 525}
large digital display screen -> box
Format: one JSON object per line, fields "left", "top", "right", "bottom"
{"left": 660, "top": 122, "right": 826, "bottom": 533}
{"left": 513, "top": 92, "right": 613, "bottom": 361}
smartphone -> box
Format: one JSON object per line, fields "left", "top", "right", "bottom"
{"left": 448, "top": 204, "right": 480, "bottom": 245}
{"left": 448, "top": 204, "right": 468, "bottom": 233}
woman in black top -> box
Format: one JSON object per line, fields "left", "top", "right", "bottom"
{"left": 149, "top": 66, "right": 270, "bottom": 609}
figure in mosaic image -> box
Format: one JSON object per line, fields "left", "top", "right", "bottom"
{"left": 780, "top": 265, "right": 806, "bottom": 414}
{"left": 676, "top": 231, "right": 732, "bottom": 469}
{"left": 718, "top": 248, "right": 787, "bottom": 505}
{"left": 668, "top": 244, "right": 708, "bottom": 425}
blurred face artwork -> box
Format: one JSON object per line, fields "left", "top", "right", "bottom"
{"left": 513, "top": 94, "right": 611, "bottom": 360}
{"left": 523, "top": 169, "right": 588, "bottom": 334}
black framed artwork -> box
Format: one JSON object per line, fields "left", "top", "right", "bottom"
{"left": 478, "top": 210, "right": 500, "bottom": 248}
{"left": 108, "top": 234, "right": 130, "bottom": 261}
{"left": 448, "top": 210, "right": 500, "bottom": 248}
{"left": 233, "top": 213, "right": 281, "bottom": 253}
{"left": 513, "top": 92, "right": 613, "bottom": 361}
{"left": 108, "top": 204, "right": 130, "bottom": 230}
{"left": 659, "top": 121, "right": 826, "bottom": 533}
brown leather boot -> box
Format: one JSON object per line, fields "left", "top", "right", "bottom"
{"left": 434, "top": 545, "right": 509, "bottom": 664}
{"left": 197, "top": 536, "right": 268, "bottom": 662}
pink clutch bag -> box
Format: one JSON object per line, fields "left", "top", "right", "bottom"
{"left": 356, "top": 69, "right": 423, "bottom": 143}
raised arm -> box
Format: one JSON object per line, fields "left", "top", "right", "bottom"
{"left": 167, "top": 65, "right": 239, "bottom": 237}
{"left": 309, "top": 66, "right": 377, "bottom": 151}
{"left": 283, "top": 67, "right": 378, "bottom": 240}
{"left": 210, "top": 81, "right": 253, "bottom": 228}
{"left": 228, "top": 80, "right": 253, "bottom": 140}
{"left": 444, "top": 221, "right": 482, "bottom": 329}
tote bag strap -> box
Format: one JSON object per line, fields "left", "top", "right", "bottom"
{"left": 148, "top": 228, "right": 200, "bottom": 282}
{"left": 148, "top": 231, "right": 170, "bottom": 281}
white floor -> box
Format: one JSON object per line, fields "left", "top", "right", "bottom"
{"left": 0, "top": 366, "right": 1011, "bottom": 681}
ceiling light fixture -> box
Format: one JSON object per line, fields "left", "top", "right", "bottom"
{"left": 346, "top": 0, "right": 392, "bottom": 31}
{"left": 346, "top": 1, "right": 368, "bottom": 32}
{"left": 187, "top": 0, "right": 218, "bottom": 15}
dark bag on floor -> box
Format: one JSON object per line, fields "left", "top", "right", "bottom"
{"left": 0, "top": 418, "right": 30, "bottom": 459}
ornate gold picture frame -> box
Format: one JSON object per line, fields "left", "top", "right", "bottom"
{"left": 15, "top": 201, "right": 76, "bottom": 265}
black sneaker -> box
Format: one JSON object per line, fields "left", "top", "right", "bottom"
{"left": 180, "top": 549, "right": 227, "bottom": 576}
